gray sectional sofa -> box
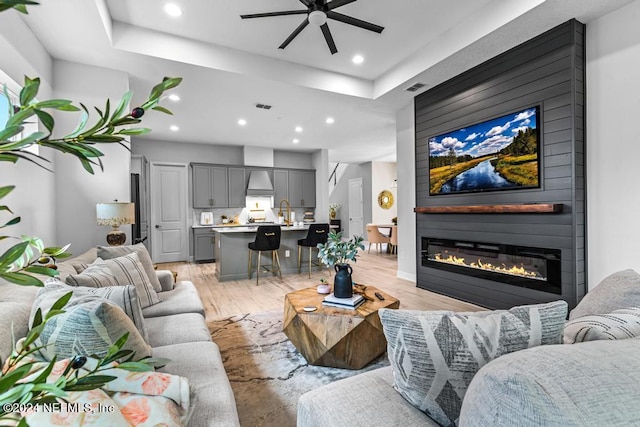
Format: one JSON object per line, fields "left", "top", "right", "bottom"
{"left": 0, "top": 247, "right": 240, "bottom": 427}
{"left": 298, "top": 269, "right": 640, "bottom": 426}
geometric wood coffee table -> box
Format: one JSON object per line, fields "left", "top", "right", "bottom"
{"left": 283, "top": 285, "right": 400, "bottom": 370}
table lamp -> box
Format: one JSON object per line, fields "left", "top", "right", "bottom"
{"left": 96, "top": 201, "right": 135, "bottom": 246}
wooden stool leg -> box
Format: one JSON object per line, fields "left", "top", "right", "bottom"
{"left": 308, "top": 247, "right": 312, "bottom": 278}
{"left": 298, "top": 245, "right": 302, "bottom": 274}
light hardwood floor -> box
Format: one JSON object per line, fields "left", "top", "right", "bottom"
{"left": 158, "top": 246, "right": 482, "bottom": 323}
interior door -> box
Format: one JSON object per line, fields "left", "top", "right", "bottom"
{"left": 348, "top": 178, "right": 363, "bottom": 238}
{"left": 150, "top": 162, "right": 188, "bottom": 263}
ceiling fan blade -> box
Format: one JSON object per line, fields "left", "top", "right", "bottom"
{"left": 326, "top": 11, "right": 384, "bottom": 33}
{"left": 241, "top": 10, "right": 308, "bottom": 19}
{"left": 320, "top": 23, "right": 338, "bottom": 54}
{"left": 327, "top": 0, "right": 357, "bottom": 10}
{"left": 299, "top": 0, "right": 313, "bottom": 6}
{"left": 279, "top": 18, "right": 310, "bottom": 49}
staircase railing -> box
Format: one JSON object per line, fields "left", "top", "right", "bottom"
{"left": 328, "top": 162, "right": 340, "bottom": 186}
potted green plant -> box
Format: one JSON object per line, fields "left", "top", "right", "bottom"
{"left": 317, "top": 230, "right": 364, "bottom": 298}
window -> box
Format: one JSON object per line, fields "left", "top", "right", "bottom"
{"left": 1, "top": 70, "right": 38, "bottom": 155}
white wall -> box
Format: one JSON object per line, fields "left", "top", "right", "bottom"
{"left": 312, "top": 149, "right": 329, "bottom": 223}
{"left": 586, "top": 0, "right": 640, "bottom": 288}
{"left": 0, "top": 10, "right": 57, "bottom": 250}
{"left": 371, "top": 162, "right": 397, "bottom": 224}
{"left": 53, "top": 60, "right": 131, "bottom": 254}
{"left": 396, "top": 104, "right": 416, "bottom": 282}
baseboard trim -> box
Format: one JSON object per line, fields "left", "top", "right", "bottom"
{"left": 397, "top": 270, "right": 416, "bottom": 283}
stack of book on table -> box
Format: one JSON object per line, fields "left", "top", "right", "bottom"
{"left": 322, "top": 293, "right": 365, "bottom": 309}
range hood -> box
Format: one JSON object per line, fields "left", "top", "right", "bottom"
{"left": 246, "top": 170, "right": 274, "bottom": 196}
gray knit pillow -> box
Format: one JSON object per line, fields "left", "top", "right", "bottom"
{"left": 570, "top": 269, "right": 640, "bottom": 320}
{"left": 563, "top": 306, "right": 640, "bottom": 343}
{"left": 35, "top": 280, "right": 149, "bottom": 343}
{"left": 380, "top": 300, "right": 568, "bottom": 426}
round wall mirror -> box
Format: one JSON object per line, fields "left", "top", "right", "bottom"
{"left": 377, "top": 190, "right": 394, "bottom": 209}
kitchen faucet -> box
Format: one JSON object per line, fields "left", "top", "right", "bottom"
{"left": 278, "top": 199, "right": 292, "bottom": 226}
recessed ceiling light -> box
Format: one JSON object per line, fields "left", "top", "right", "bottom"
{"left": 352, "top": 55, "right": 364, "bottom": 65}
{"left": 295, "top": 126, "right": 303, "bottom": 133}
{"left": 170, "top": 125, "right": 179, "bottom": 131}
{"left": 164, "top": 3, "right": 182, "bottom": 17}
{"left": 168, "top": 94, "right": 180, "bottom": 101}
{"left": 238, "top": 119, "right": 247, "bottom": 126}
{"left": 325, "top": 117, "right": 335, "bottom": 124}
{"left": 293, "top": 139, "right": 300, "bottom": 144}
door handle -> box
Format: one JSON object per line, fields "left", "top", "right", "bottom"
{"left": 155, "top": 225, "right": 161, "bottom": 229}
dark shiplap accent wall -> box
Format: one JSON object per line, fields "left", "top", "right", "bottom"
{"left": 414, "top": 20, "right": 585, "bottom": 309}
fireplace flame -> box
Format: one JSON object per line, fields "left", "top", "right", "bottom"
{"left": 434, "top": 253, "right": 542, "bottom": 280}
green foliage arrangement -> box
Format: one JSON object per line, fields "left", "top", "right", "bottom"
{"left": 0, "top": 0, "right": 181, "bottom": 287}
{"left": 317, "top": 230, "right": 365, "bottom": 267}
{"left": 0, "top": 292, "right": 166, "bottom": 425}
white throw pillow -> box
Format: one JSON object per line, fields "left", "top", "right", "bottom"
{"left": 563, "top": 306, "right": 640, "bottom": 343}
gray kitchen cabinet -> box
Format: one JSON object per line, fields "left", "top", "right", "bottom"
{"left": 228, "top": 167, "right": 246, "bottom": 207}
{"left": 274, "top": 169, "right": 289, "bottom": 206}
{"left": 288, "top": 170, "right": 316, "bottom": 207}
{"left": 193, "top": 228, "right": 216, "bottom": 261}
{"left": 192, "top": 164, "right": 228, "bottom": 208}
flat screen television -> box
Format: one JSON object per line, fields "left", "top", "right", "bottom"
{"left": 428, "top": 106, "right": 541, "bottom": 196}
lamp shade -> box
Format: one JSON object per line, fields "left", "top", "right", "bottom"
{"left": 96, "top": 202, "right": 135, "bottom": 227}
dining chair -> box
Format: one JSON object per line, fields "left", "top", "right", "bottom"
{"left": 366, "top": 224, "right": 390, "bottom": 254}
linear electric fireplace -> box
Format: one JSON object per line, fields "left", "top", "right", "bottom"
{"left": 422, "top": 238, "right": 561, "bottom": 294}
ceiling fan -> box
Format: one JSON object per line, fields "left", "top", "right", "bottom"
{"left": 240, "top": 0, "right": 384, "bottom": 55}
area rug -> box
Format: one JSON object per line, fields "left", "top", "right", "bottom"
{"left": 208, "top": 310, "right": 389, "bottom": 427}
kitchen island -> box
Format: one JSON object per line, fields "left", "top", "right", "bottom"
{"left": 213, "top": 224, "right": 326, "bottom": 282}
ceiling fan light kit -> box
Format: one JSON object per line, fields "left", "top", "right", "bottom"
{"left": 240, "top": 0, "right": 384, "bottom": 55}
{"left": 308, "top": 10, "right": 327, "bottom": 26}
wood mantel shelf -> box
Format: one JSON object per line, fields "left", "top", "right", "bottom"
{"left": 414, "top": 203, "right": 563, "bottom": 214}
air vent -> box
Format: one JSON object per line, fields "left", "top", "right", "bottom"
{"left": 255, "top": 103, "right": 272, "bottom": 110}
{"left": 405, "top": 82, "right": 426, "bottom": 92}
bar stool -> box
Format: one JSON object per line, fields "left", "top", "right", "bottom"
{"left": 297, "top": 223, "right": 330, "bottom": 278}
{"left": 248, "top": 225, "right": 282, "bottom": 285}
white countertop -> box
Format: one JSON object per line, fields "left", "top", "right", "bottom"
{"left": 214, "top": 224, "right": 310, "bottom": 233}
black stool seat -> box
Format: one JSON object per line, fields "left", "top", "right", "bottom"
{"left": 297, "top": 223, "right": 330, "bottom": 278}
{"left": 248, "top": 225, "right": 282, "bottom": 285}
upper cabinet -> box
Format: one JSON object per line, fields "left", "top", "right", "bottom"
{"left": 228, "top": 167, "right": 247, "bottom": 208}
{"left": 274, "top": 169, "right": 289, "bottom": 206}
{"left": 192, "top": 164, "right": 229, "bottom": 208}
{"left": 193, "top": 164, "right": 316, "bottom": 209}
{"left": 283, "top": 169, "right": 316, "bottom": 208}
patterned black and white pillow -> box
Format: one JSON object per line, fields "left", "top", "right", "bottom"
{"left": 36, "top": 279, "right": 149, "bottom": 343}
{"left": 379, "top": 300, "right": 568, "bottom": 426}
{"left": 563, "top": 306, "right": 640, "bottom": 343}
{"left": 34, "top": 297, "right": 152, "bottom": 361}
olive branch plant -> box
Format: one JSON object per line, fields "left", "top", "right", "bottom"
{"left": 0, "top": 0, "right": 182, "bottom": 287}
{"left": 0, "top": 1, "right": 181, "bottom": 423}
